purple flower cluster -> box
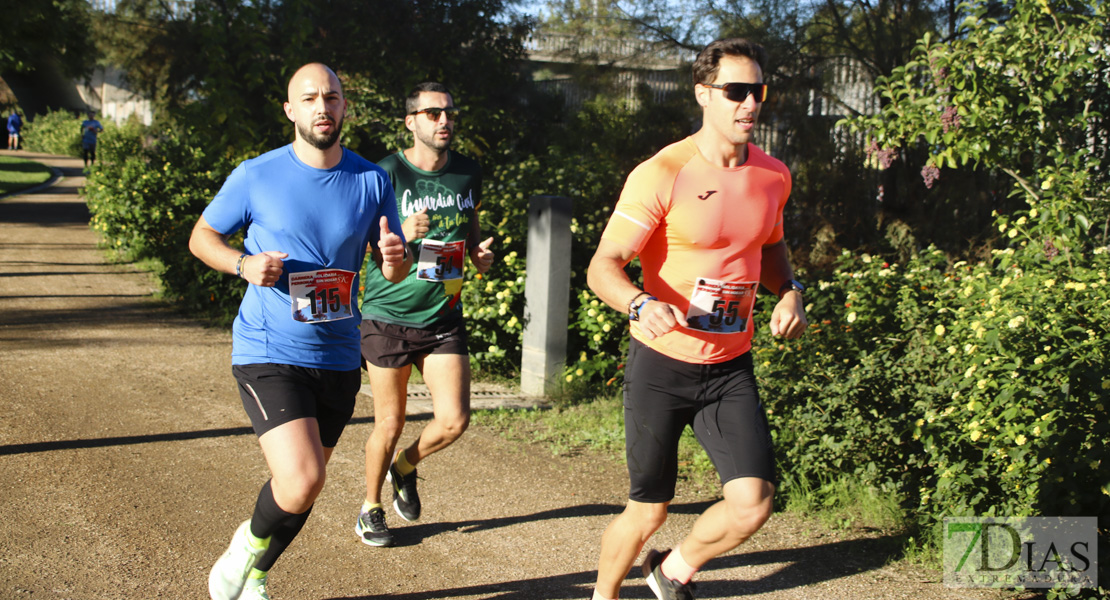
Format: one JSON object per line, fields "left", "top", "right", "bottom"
{"left": 921, "top": 164, "right": 941, "bottom": 189}
{"left": 866, "top": 139, "right": 900, "bottom": 169}
{"left": 941, "top": 105, "right": 961, "bottom": 134}
{"left": 1044, "top": 238, "right": 1059, "bottom": 260}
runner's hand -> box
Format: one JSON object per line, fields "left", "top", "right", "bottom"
{"left": 636, "top": 299, "right": 687, "bottom": 340}
{"left": 769, "top": 292, "right": 807, "bottom": 339}
{"left": 378, "top": 216, "right": 406, "bottom": 267}
{"left": 473, "top": 237, "right": 495, "bottom": 274}
{"left": 243, "top": 251, "right": 287, "bottom": 287}
{"left": 403, "top": 208, "right": 430, "bottom": 241}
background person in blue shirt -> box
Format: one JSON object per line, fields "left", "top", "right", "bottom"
{"left": 189, "top": 62, "right": 411, "bottom": 600}
{"left": 79, "top": 111, "right": 103, "bottom": 167}
{"left": 7, "top": 110, "right": 22, "bottom": 150}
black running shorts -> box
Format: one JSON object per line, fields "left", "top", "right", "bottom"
{"left": 360, "top": 316, "right": 469, "bottom": 369}
{"left": 232, "top": 363, "right": 360, "bottom": 448}
{"left": 622, "top": 338, "right": 777, "bottom": 503}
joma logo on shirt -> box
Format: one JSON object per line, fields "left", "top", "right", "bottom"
{"left": 698, "top": 190, "right": 718, "bottom": 200}
{"left": 401, "top": 189, "right": 476, "bottom": 216}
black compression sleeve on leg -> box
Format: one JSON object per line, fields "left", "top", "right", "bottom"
{"left": 249, "top": 479, "right": 297, "bottom": 539}
{"left": 252, "top": 504, "right": 313, "bottom": 572}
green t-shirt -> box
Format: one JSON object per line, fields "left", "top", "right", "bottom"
{"left": 361, "top": 150, "right": 482, "bottom": 328}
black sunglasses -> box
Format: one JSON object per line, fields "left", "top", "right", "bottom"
{"left": 409, "top": 107, "right": 461, "bottom": 121}
{"left": 702, "top": 82, "right": 768, "bottom": 103}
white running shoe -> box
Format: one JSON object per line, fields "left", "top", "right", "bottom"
{"left": 208, "top": 521, "right": 269, "bottom": 600}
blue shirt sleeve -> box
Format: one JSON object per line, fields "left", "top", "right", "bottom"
{"left": 202, "top": 163, "right": 251, "bottom": 236}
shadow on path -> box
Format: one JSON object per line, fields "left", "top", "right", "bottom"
{"left": 322, "top": 533, "right": 909, "bottom": 600}
{"left": 0, "top": 414, "right": 427, "bottom": 456}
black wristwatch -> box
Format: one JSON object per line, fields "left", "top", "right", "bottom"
{"left": 777, "top": 279, "right": 805, "bottom": 298}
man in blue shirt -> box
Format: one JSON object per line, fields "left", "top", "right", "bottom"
{"left": 189, "top": 62, "right": 411, "bottom": 600}
{"left": 7, "top": 110, "right": 22, "bottom": 150}
{"left": 79, "top": 112, "right": 103, "bottom": 167}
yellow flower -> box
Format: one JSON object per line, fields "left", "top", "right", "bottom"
{"left": 1008, "top": 229, "right": 1018, "bottom": 239}
{"left": 587, "top": 309, "right": 597, "bottom": 317}
{"left": 575, "top": 368, "right": 584, "bottom": 376}
{"left": 580, "top": 352, "right": 588, "bottom": 362}
{"left": 593, "top": 333, "right": 602, "bottom": 342}
{"left": 1030, "top": 208, "right": 1038, "bottom": 218}
{"left": 566, "top": 374, "right": 574, "bottom": 382}
{"left": 970, "top": 430, "right": 982, "bottom": 442}
{"left": 1015, "top": 434, "right": 1027, "bottom": 446}
{"left": 915, "top": 419, "right": 925, "bottom": 427}
{"left": 977, "top": 379, "right": 988, "bottom": 390}
{"left": 1043, "top": 279, "right": 1056, "bottom": 288}
{"left": 1007, "top": 316, "right": 1025, "bottom": 329}
{"left": 602, "top": 324, "right": 611, "bottom": 333}
{"left": 847, "top": 312, "right": 857, "bottom": 323}
{"left": 947, "top": 346, "right": 957, "bottom": 355}
{"left": 1034, "top": 356, "right": 1045, "bottom": 365}
{"left": 1033, "top": 426, "right": 1041, "bottom": 437}
{"left": 1016, "top": 216, "right": 1027, "bottom": 226}
{"left": 935, "top": 324, "right": 946, "bottom": 336}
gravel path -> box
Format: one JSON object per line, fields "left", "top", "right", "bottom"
{"left": 0, "top": 151, "right": 1033, "bottom": 600}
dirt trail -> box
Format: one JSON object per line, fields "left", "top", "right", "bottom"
{"left": 0, "top": 151, "right": 1026, "bottom": 600}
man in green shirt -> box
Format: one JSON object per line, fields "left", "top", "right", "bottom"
{"left": 355, "top": 82, "right": 495, "bottom": 547}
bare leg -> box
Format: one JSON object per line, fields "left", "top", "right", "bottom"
{"left": 401, "top": 353, "right": 470, "bottom": 465}
{"left": 364, "top": 363, "right": 412, "bottom": 503}
{"left": 257, "top": 417, "right": 328, "bottom": 513}
{"left": 594, "top": 499, "right": 669, "bottom": 599}
{"left": 676, "top": 477, "right": 774, "bottom": 568}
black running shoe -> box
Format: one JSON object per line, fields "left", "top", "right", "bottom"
{"left": 386, "top": 461, "right": 421, "bottom": 522}
{"left": 642, "top": 549, "right": 697, "bottom": 600}
{"left": 355, "top": 506, "right": 394, "bottom": 547}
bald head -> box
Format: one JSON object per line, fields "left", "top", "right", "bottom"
{"left": 284, "top": 62, "right": 347, "bottom": 152}
{"left": 287, "top": 63, "right": 343, "bottom": 102}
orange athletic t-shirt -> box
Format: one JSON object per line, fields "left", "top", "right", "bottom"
{"left": 601, "top": 137, "right": 791, "bottom": 364}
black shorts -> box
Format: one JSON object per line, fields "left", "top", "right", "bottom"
{"left": 232, "top": 363, "right": 360, "bottom": 448}
{"left": 622, "top": 339, "right": 777, "bottom": 503}
{"left": 360, "top": 316, "right": 469, "bottom": 369}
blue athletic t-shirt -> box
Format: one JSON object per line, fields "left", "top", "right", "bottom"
{"left": 202, "top": 144, "right": 402, "bottom": 370}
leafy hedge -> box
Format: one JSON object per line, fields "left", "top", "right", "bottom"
{"left": 21, "top": 109, "right": 84, "bottom": 157}
{"left": 84, "top": 125, "right": 245, "bottom": 321}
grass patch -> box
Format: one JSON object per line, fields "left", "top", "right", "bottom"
{"left": 779, "top": 472, "right": 908, "bottom": 532}
{"left": 0, "top": 155, "right": 53, "bottom": 196}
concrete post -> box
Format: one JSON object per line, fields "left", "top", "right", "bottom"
{"left": 521, "top": 195, "right": 574, "bottom": 397}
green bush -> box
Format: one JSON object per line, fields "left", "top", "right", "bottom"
{"left": 22, "top": 109, "right": 83, "bottom": 156}
{"left": 84, "top": 125, "right": 244, "bottom": 321}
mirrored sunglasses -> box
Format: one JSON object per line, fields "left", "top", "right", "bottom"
{"left": 702, "top": 82, "right": 768, "bottom": 103}
{"left": 409, "top": 107, "right": 461, "bottom": 121}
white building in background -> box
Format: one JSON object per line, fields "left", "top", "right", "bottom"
{"left": 76, "top": 66, "right": 153, "bottom": 126}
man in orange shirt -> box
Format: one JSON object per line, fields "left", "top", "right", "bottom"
{"left": 586, "top": 38, "right": 808, "bottom": 600}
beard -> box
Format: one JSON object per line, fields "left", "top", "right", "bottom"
{"left": 414, "top": 125, "right": 452, "bottom": 153}
{"left": 296, "top": 115, "right": 344, "bottom": 150}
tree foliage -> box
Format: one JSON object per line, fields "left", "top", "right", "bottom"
{"left": 93, "top": 0, "right": 535, "bottom": 156}
{"left": 846, "top": 0, "right": 1109, "bottom": 251}
{"left": 0, "top": 0, "right": 96, "bottom": 79}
